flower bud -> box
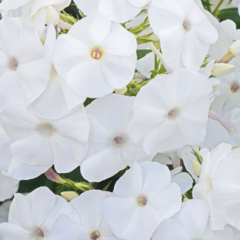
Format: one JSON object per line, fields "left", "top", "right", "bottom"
{"left": 229, "top": 39, "right": 240, "bottom": 57}
{"left": 115, "top": 86, "right": 127, "bottom": 95}
{"left": 192, "top": 160, "right": 202, "bottom": 177}
{"left": 75, "top": 182, "right": 94, "bottom": 191}
{"left": 61, "top": 191, "right": 78, "bottom": 201}
{"left": 212, "top": 63, "right": 234, "bottom": 77}
{"left": 183, "top": 197, "right": 189, "bottom": 202}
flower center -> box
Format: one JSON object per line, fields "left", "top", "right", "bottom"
{"left": 167, "top": 108, "right": 180, "bottom": 120}
{"left": 231, "top": 82, "right": 240, "bottom": 93}
{"left": 36, "top": 229, "right": 44, "bottom": 240}
{"left": 113, "top": 136, "right": 125, "bottom": 147}
{"left": 137, "top": 195, "right": 148, "bottom": 207}
{"left": 9, "top": 57, "right": 18, "bottom": 70}
{"left": 183, "top": 19, "right": 191, "bottom": 32}
{"left": 39, "top": 123, "right": 54, "bottom": 135}
{"left": 90, "top": 46, "right": 104, "bottom": 60}
{"left": 90, "top": 231, "right": 100, "bottom": 240}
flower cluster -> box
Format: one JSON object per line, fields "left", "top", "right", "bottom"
{"left": 0, "top": 0, "right": 240, "bottom": 239}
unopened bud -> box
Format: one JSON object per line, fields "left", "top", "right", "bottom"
{"left": 61, "top": 191, "right": 78, "bottom": 201}
{"left": 115, "top": 86, "right": 127, "bottom": 95}
{"left": 212, "top": 63, "right": 234, "bottom": 77}
{"left": 45, "top": 168, "right": 66, "bottom": 184}
{"left": 75, "top": 182, "right": 94, "bottom": 191}
{"left": 183, "top": 197, "right": 189, "bottom": 202}
{"left": 229, "top": 39, "right": 240, "bottom": 57}
{"left": 192, "top": 160, "right": 202, "bottom": 177}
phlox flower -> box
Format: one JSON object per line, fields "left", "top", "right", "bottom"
{"left": 211, "top": 72, "right": 240, "bottom": 115}
{"left": 193, "top": 143, "right": 232, "bottom": 230}
{"left": 0, "top": 187, "right": 80, "bottom": 240}
{"left": 74, "top": 0, "right": 150, "bottom": 23}
{"left": 0, "top": 171, "right": 19, "bottom": 202}
{"left": 152, "top": 199, "right": 233, "bottom": 240}
{"left": 212, "top": 147, "right": 240, "bottom": 230}
{"left": 148, "top": 0, "right": 219, "bottom": 71}
{"left": 54, "top": 13, "right": 137, "bottom": 99}
{"left": 0, "top": 0, "right": 71, "bottom": 36}
{"left": 31, "top": 24, "right": 86, "bottom": 120}
{"left": 0, "top": 18, "right": 51, "bottom": 112}
{"left": 1, "top": 104, "right": 89, "bottom": 180}
{"left": 70, "top": 190, "right": 120, "bottom": 240}
{"left": 129, "top": 68, "right": 212, "bottom": 154}
{"left": 81, "top": 94, "right": 153, "bottom": 182}
{"left": 171, "top": 167, "right": 193, "bottom": 194}
{"left": 0, "top": 201, "right": 11, "bottom": 240}
{"left": 103, "top": 161, "right": 182, "bottom": 240}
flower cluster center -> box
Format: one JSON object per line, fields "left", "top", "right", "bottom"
{"left": 36, "top": 229, "right": 44, "bottom": 240}
{"left": 168, "top": 108, "right": 180, "bottom": 120}
{"left": 183, "top": 19, "right": 191, "bottom": 32}
{"left": 137, "top": 195, "right": 148, "bottom": 207}
{"left": 90, "top": 231, "right": 101, "bottom": 240}
{"left": 113, "top": 136, "right": 125, "bottom": 147}
{"left": 91, "top": 46, "right": 104, "bottom": 60}
{"left": 39, "top": 123, "right": 54, "bottom": 135}
{"left": 9, "top": 57, "right": 18, "bottom": 70}
{"left": 231, "top": 82, "right": 240, "bottom": 93}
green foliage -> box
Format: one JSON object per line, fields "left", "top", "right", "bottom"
{"left": 217, "top": 8, "right": 240, "bottom": 28}
{"left": 137, "top": 49, "right": 152, "bottom": 60}
{"left": 127, "top": 17, "right": 150, "bottom": 36}
{"left": 201, "top": 0, "right": 212, "bottom": 6}
{"left": 125, "top": 79, "right": 150, "bottom": 96}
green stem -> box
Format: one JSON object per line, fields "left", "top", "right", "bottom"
{"left": 213, "top": 0, "right": 224, "bottom": 16}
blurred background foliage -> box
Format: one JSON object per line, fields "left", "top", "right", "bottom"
{"left": 17, "top": 0, "right": 240, "bottom": 196}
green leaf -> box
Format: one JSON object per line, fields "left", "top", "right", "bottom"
{"left": 103, "top": 181, "right": 112, "bottom": 191}
{"left": 201, "top": 0, "right": 212, "bottom": 6}
{"left": 137, "top": 49, "right": 152, "bottom": 60}
{"left": 217, "top": 8, "right": 240, "bottom": 28}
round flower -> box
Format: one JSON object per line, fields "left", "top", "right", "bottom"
{"left": 0, "top": 0, "right": 71, "bottom": 36}
{"left": 0, "top": 171, "right": 19, "bottom": 202}
{"left": 70, "top": 190, "right": 120, "bottom": 240}
{"left": 193, "top": 143, "right": 233, "bottom": 230}
{"left": 54, "top": 13, "right": 137, "bottom": 98}
{"left": 148, "top": 0, "right": 219, "bottom": 71}
{"left": 81, "top": 94, "right": 153, "bottom": 182}
{"left": 211, "top": 72, "right": 240, "bottom": 116}
{"left": 1, "top": 104, "right": 89, "bottom": 180}
{"left": 0, "top": 18, "right": 51, "bottom": 112}
{"left": 103, "top": 161, "right": 182, "bottom": 240}
{"left": 0, "top": 187, "right": 80, "bottom": 240}
{"left": 31, "top": 24, "right": 86, "bottom": 120}
{"left": 130, "top": 68, "right": 213, "bottom": 154}
{"left": 212, "top": 147, "right": 240, "bottom": 230}
{"left": 152, "top": 199, "right": 233, "bottom": 240}
{"left": 74, "top": 0, "right": 150, "bottom": 23}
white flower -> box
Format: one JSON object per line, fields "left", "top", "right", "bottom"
{"left": 208, "top": 20, "right": 237, "bottom": 61}
{"left": 74, "top": 0, "right": 149, "bottom": 23}
{"left": 0, "top": 18, "right": 51, "bottom": 112}
{"left": 152, "top": 199, "right": 233, "bottom": 240}
{"left": 193, "top": 143, "right": 232, "bottom": 230}
{"left": 54, "top": 13, "right": 137, "bottom": 98}
{"left": 1, "top": 104, "right": 89, "bottom": 180}
{"left": 70, "top": 190, "right": 120, "bottom": 240}
{"left": 0, "top": 200, "right": 11, "bottom": 223}
{"left": 211, "top": 72, "right": 240, "bottom": 115}
{"left": 31, "top": 24, "right": 86, "bottom": 120}
{"left": 103, "top": 161, "right": 182, "bottom": 240}
{"left": 81, "top": 94, "right": 153, "bottom": 182}
{"left": 136, "top": 51, "right": 154, "bottom": 78}
{"left": 171, "top": 167, "right": 193, "bottom": 194}
{"left": 129, "top": 68, "right": 212, "bottom": 154}
{"left": 0, "top": 171, "right": 19, "bottom": 202}
{"left": 202, "top": 118, "right": 231, "bottom": 150}
{"left": 0, "top": 0, "right": 71, "bottom": 36}
{"left": 148, "top": 0, "right": 219, "bottom": 71}
{"left": 0, "top": 187, "right": 80, "bottom": 240}
{"left": 224, "top": 108, "right": 240, "bottom": 146}
{"left": 212, "top": 147, "right": 240, "bottom": 230}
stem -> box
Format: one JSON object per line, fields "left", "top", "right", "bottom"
{"left": 146, "top": 42, "right": 172, "bottom": 73}
{"left": 213, "top": 0, "right": 224, "bottom": 16}
{"left": 218, "top": 52, "right": 235, "bottom": 63}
